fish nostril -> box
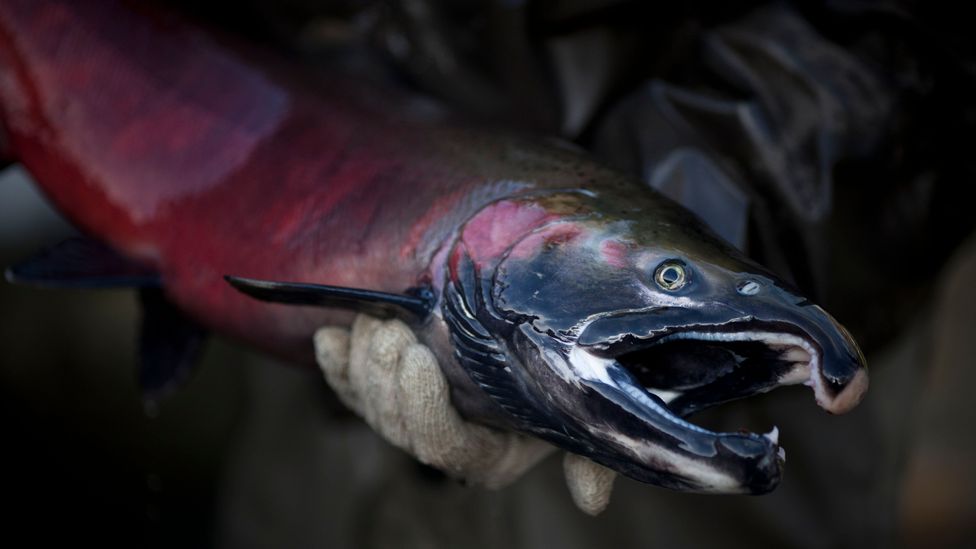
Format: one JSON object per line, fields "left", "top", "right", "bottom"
{"left": 737, "top": 280, "right": 761, "bottom": 296}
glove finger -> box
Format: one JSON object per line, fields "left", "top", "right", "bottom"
{"left": 397, "top": 342, "right": 512, "bottom": 479}
{"left": 313, "top": 327, "right": 359, "bottom": 413}
{"left": 396, "top": 344, "right": 553, "bottom": 487}
{"left": 360, "top": 318, "right": 416, "bottom": 448}
{"left": 563, "top": 453, "right": 616, "bottom": 516}
{"left": 479, "top": 435, "right": 554, "bottom": 489}
{"left": 347, "top": 314, "right": 381, "bottom": 392}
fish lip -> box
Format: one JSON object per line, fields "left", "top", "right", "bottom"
{"left": 579, "top": 317, "right": 815, "bottom": 356}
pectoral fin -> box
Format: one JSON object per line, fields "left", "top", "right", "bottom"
{"left": 224, "top": 276, "right": 435, "bottom": 320}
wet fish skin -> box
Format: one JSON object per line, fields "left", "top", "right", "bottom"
{"left": 433, "top": 183, "right": 866, "bottom": 492}
{"left": 0, "top": 0, "right": 867, "bottom": 493}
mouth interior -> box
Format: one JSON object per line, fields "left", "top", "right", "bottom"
{"left": 599, "top": 325, "right": 822, "bottom": 453}
{"left": 617, "top": 333, "right": 812, "bottom": 414}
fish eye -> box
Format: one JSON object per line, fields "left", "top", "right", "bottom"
{"left": 654, "top": 260, "right": 688, "bottom": 291}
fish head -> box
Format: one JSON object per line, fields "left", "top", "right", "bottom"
{"left": 444, "top": 189, "right": 867, "bottom": 494}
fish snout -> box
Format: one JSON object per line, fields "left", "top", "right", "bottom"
{"left": 802, "top": 305, "right": 869, "bottom": 415}
{"left": 817, "top": 367, "right": 869, "bottom": 414}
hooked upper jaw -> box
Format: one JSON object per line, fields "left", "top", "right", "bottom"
{"left": 566, "top": 313, "right": 868, "bottom": 493}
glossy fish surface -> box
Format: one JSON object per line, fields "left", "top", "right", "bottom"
{"left": 0, "top": 0, "right": 866, "bottom": 493}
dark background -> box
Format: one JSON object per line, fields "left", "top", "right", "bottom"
{"left": 2, "top": 1, "right": 975, "bottom": 547}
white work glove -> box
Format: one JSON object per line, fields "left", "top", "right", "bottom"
{"left": 313, "top": 314, "right": 616, "bottom": 515}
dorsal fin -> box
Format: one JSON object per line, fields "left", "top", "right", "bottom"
{"left": 5, "top": 237, "right": 160, "bottom": 288}
{"left": 224, "top": 276, "right": 435, "bottom": 320}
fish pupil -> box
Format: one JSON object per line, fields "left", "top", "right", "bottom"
{"left": 654, "top": 260, "right": 687, "bottom": 290}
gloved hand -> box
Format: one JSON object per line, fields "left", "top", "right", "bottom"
{"left": 313, "top": 314, "right": 617, "bottom": 515}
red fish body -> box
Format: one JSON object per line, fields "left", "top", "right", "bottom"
{"left": 0, "top": 0, "right": 869, "bottom": 494}
{"left": 0, "top": 0, "right": 573, "bottom": 363}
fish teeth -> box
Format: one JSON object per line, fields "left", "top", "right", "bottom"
{"left": 762, "top": 425, "right": 780, "bottom": 446}
{"left": 780, "top": 347, "right": 811, "bottom": 363}
{"left": 645, "top": 387, "right": 682, "bottom": 404}
{"left": 777, "top": 446, "right": 787, "bottom": 462}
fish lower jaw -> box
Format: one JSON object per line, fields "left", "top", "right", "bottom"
{"left": 641, "top": 384, "right": 783, "bottom": 453}
{"left": 567, "top": 345, "right": 783, "bottom": 443}
{"left": 567, "top": 345, "right": 786, "bottom": 493}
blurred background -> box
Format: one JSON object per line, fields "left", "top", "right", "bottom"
{"left": 2, "top": 0, "right": 975, "bottom": 547}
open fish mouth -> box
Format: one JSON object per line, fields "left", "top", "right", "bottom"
{"left": 613, "top": 322, "right": 837, "bottom": 418}
{"left": 568, "top": 317, "right": 868, "bottom": 493}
